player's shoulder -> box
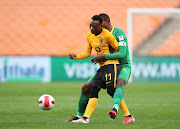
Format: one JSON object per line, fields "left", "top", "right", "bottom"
{"left": 113, "top": 27, "right": 125, "bottom": 35}
{"left": 103, "top": 28, "right": 111, "bottom": 34}
{"left": 86, "top": 31, "right": 91, "bottom": 36}
{"left": 86, "top": 31, "right": 92, "bottom": 39}
{"left": 102, "top": 28, "right": 113, "bottom": 37}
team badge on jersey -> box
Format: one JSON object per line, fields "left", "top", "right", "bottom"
{"left": 122, "top": 68, "right": 126, "bottom": 71}
{"left": 119, "top": 35, "right": 124, "bottom": 41}
{"left": 99, "top": 38, "right": 104, "bottom": 44}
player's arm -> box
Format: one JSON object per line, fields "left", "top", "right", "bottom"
{"left": 75, "top": 41, "right": 92, "bottom": 59}
{"left": 106, "top": 45, "right": 126, "bottom": 59}
{"left": 69, "top": 33, "right": 92, "bottom": 59}
{"left": 106, "top": 33, "right": 127, "bottom": 60}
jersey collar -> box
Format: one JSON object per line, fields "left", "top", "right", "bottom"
{"left": 110, "top": 27, "right": 114, "bottom": 33}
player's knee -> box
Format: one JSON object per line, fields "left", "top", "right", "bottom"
{"left": 116, "top": 78, "right": 126, "bottom": 87}
{"left": 107, "top": 87, "right": 115, "bottom": 98}
{"left": 81, "top": 82, "right": 92, "bottom": 95}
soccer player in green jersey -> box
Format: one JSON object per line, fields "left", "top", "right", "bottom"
{"left": 92, "top": 13, "right": 132, "bottom": 122}
{"left": 65, "top": 13, "right": 135, "bottom": 124}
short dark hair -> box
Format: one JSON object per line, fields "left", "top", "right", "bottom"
{"left": 99, "top": 13, "right": 110, "bottom": 22}
{"left": 91, "top": 15, "right": 102, "bottom": 24}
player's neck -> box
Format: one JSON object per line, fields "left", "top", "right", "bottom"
{"left": 107, "top": 25, "right": 113, "bottom": 32}
{"left": 95, "top": 28, "right": 103, "bottom": 36}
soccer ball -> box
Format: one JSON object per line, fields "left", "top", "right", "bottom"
{"left": 38, "top": 94, "right": 55, "bottom": 110}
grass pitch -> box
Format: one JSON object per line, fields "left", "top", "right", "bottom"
{"left": 0, "top": 82, "right": 180, "bottom": 129}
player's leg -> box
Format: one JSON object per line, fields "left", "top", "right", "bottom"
{"left": 117, "top": 67, "right": 130, "bottom": 117}
{"left": 118, "top": 85, "right": 135, "bottom": 124}
{"left": 72, "top": 84, "right": 101, "bottom": 123}
{"left": 84, "top": 85, "right": 101, "bottom": 117}
{"left": 64, "top": 75, "right": 94, "bottom": 122}
{"left": 108, "top": 65, "right": 127, "bottom": 119}
{"left": 77, "top": 82, "right": 92, "bottom": 116}
{"left": 120, "top": 99, "right": 130, "bottom": 116}
{"left": 107, "top": 85, "right": 132, "bottom": 121}
{"left": 116, "top": 66, "right": 135, "bottom": 123}
{"left": 77, "top": 75, "right": 95, "bottom": 116}
{"left": 108, "top": 78, "right": 125, "bottom": 119}
{"left": 111, "top": 78, "right": 125, "bottom": 114}
{"left": 72, "top": 68, "right": 103, "bottom": 123}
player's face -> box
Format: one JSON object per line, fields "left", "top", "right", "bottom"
{"left": 90, "top": 19, "right": 102, "bottom": 35}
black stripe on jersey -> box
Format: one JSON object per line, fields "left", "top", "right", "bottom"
{"left": 108, "top": 44, "right": 114, "bottom": 53}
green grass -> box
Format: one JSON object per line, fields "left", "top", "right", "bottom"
{"left": 0, "top": 82, "right": 180, "bottom": 129}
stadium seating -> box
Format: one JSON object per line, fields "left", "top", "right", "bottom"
{"left": 0, "top": 0, "right": 179, "bottom": 56}
{"left": 151, "top": 29, "right": 180, "bottom": 56}
{"left": 133, "top": 14, "right": 167, "bottom": 50}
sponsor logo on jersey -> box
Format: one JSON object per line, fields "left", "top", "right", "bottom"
{"left": 95, "top": 46, "right": 101, "bottom": 52}
{"left": 119, "top": 41, "right": 126, "bottom": 46}
{"left": 99, "top": 38, "right": 104, "bottom": 45}
{"left": 106, "top": 81, "right": 111, "bottom": 84}
{"left": 119, "top": 35, "right": 124, "bottom": 41}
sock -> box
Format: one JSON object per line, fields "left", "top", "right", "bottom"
{"left": 119, "top": 99, "right": 131, "bottom": 116}
{"left": 77, "top": 93, "right": 90, "bottom": 116}
{"left": 84, "top": 98, "right": 98, "bottom": 118}
{"left": 113, "top": 86, "right": 124, "bottom": 111}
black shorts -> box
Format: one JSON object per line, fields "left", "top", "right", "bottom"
{"left": 92, "top": 64, "right": 120, "bottom": 89}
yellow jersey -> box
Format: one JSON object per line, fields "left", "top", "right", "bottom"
{"left": 76, "top": 28, "right": 119, "bottom": 67}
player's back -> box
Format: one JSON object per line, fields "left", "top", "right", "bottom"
{"left": 87, "top": 28, "right": 119, "bottom": 67}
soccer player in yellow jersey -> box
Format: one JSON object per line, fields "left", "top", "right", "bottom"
{"left": 66, "top": 14, "right": 134, "bottom": 124}
{"left": 68, "top": 15, "right": 126, "bottom": 123}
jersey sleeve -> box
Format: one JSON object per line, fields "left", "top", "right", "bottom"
{"left": 106, "top": 29, "right": 127, "bottom": 60}
{"left": 76, "top": 33, "right": 92, "bottom": 59}
{"left": 106, "top": 32, "right": 119, "bottom": 52}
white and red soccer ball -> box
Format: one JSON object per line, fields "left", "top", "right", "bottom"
{"left": 38, "top": 94, "right": 55, "bottom": 110}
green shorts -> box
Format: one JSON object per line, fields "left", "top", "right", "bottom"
{"left": 88, "top": 65, "right": 131, "bottom": 85}
{"left": 117, "top": 65, "right": 131, "bottom": 85}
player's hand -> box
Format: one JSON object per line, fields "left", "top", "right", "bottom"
{"left": 68, "top": 53, "right": 76, "bottom": 59}
{"left": 91, "top": 54, "right": 106, "bottom": 63}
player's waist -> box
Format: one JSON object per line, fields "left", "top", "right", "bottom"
{"left": 99, "top": 60, "right": 119, "bottom": 67}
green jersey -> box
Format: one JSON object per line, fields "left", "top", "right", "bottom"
{"left": 106, "top": 27, "right": 131, "bottom": 68}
